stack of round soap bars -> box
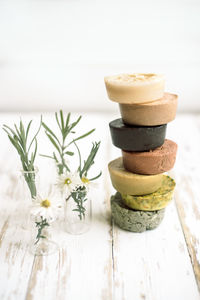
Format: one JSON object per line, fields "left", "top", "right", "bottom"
{"left": 104, "top": 73, "right": 178, "bottom": 233}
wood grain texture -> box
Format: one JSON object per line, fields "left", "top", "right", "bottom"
{"left": 0, "top": 113, "right": 200, "bottom": 300}
{"left": 0, "top": 200, "right": 35, "bottom": 300}
{"left": 169, "top": 115, "right": 200, "bottom": 293}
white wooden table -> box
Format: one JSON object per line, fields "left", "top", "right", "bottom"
{"left": 0, "top": 113, "right": 200, "bottom": 300}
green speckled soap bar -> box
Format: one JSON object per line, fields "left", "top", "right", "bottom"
{"left": 111, "top": 192, "right": 165, "bottom": 232}
{"left": 122, "top": 175, "right": 176, "bottom": 211}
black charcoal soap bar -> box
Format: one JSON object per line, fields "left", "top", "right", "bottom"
{"left": 109, "top": 118, "right": 167, "bottom": 151}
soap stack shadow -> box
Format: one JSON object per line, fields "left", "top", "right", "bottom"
{"left": 105, "top": 73, "right": 178, "bottom": 233}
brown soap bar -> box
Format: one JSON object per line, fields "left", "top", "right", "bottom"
{"left": 122, "top": 139, "right": 178, "bottom": 175}
{"left": 119, "top": 92, "right": 178, "bottom": 126}
{"left": 109, "top": 118, "right": 167, "bottom": 151}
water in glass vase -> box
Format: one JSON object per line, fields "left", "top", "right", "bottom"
{"left": 64, "top": 195, "right": 92, "bottom": 235}
{"left": 30, "top": 219, "right": 59, "bottom": 256}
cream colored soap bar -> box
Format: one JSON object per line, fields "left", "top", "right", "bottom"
{"left": 104, "top": 73, "right": 165, "bottom": 104}
{"left": 108, "top": 157, "right": 163, "bottom": 196}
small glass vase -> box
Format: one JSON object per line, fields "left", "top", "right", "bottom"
{"left": 64, "top": 195, "right": 92, "bottom": 235}
{"left": 16, "top": 168, "right": 39, "bottom": 230}
{"left": 20, "top": 167, "right": 39, "bottom": 201}
{"left": 30, "top": 220, "right": 59, "bottom": 256}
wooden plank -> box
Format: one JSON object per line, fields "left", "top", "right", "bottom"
{"left": 170, "top": 115, "right": 200, "bottom": 291}
{"left": 0, "top": 199, "right": 35, "bottom": 300}
{"left": 109, "top": 114, "right": 200, "bottom": 300}
{"left": 111, "top": 200, "right": 200, "bottom": 300}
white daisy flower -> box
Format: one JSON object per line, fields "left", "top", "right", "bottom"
{"left": 30, "top": 193, "right": 62, "bottom": 224}
{"left": 56, "top": 171, "right": 83, "bottom": 196}
{"left": 80, "top": 176, "right": 98, "bottom": 192}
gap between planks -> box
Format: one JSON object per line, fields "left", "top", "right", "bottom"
{"left": 175, "top": 189, "right": 200, "bottom": 292}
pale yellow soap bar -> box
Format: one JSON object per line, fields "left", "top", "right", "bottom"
{"left": 104, "top": 73, "right": 165, "bottom": 104}
{"left": 108, "top": 157, "right": 163, "bottom": 196}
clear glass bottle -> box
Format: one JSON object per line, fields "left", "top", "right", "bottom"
{"left": 30, "top": 220, "right": 59, "bottom": 256}
{"left": 64, "top": 194, "right": 92, "bottom": 235}
{"left": 20, "top": 167, "right": 39, "bottom": 201}
{"left": 18, "top": 168, "right": 39, "bottom": 229}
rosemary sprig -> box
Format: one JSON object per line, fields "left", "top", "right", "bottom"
{"left": 42, "top": 111, "right": 102, "bottom": 220}
{"left": 2, "top": 117, "right": 42, "bottom": 198}
{"left": 71, "top": 186, "right": 87, "bottom": 220}
{"left": 69, "top": 141, "right": 101, "bottom": 219}
{"left": 41, "top": 110, "right": 95, "bottom": 175}
{"left": 34, "top": 217, "right": 49, "bottom": 244}
{"left": 76, "top": 141, "right": 102, "bottom": 180}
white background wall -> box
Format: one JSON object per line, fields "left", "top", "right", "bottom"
{"left": 0, "top": 0, "right": 199, "bottom": 113}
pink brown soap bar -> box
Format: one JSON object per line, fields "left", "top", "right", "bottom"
{"left": 119, "top": 93, "right": 178, "bottom": 126}
{"left": 122, "top": 139, "right": 178, "bottom": 175}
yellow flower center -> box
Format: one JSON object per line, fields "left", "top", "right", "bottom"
{"left": 41, "top": 199, "right": 51, "bottom": 208}
{"left": 64, "top": 178, "right": 72, "bottom": 185}
{"left": 81, "top": 177, "right": 90, "bottom": 184}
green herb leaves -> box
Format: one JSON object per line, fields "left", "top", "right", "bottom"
{"left": 3, "top": 110, "right": 102, "bottom": 222}
{"left": 42, "top": 110, "right": 97, "bottom": 175}
{"left": 3, "top": 117, "right": 42, "bottom": 198}
{"left": 71, "top": 186, "right": 87, "bottom": 220}
{"left": 75, "top": 141, "right": 102, "bottom": 180}
{"left": 35, "top": 217, "right": 50, "bottom": 244}
{"left": 41, "top": 110, "right": 102, "bottom": 221}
